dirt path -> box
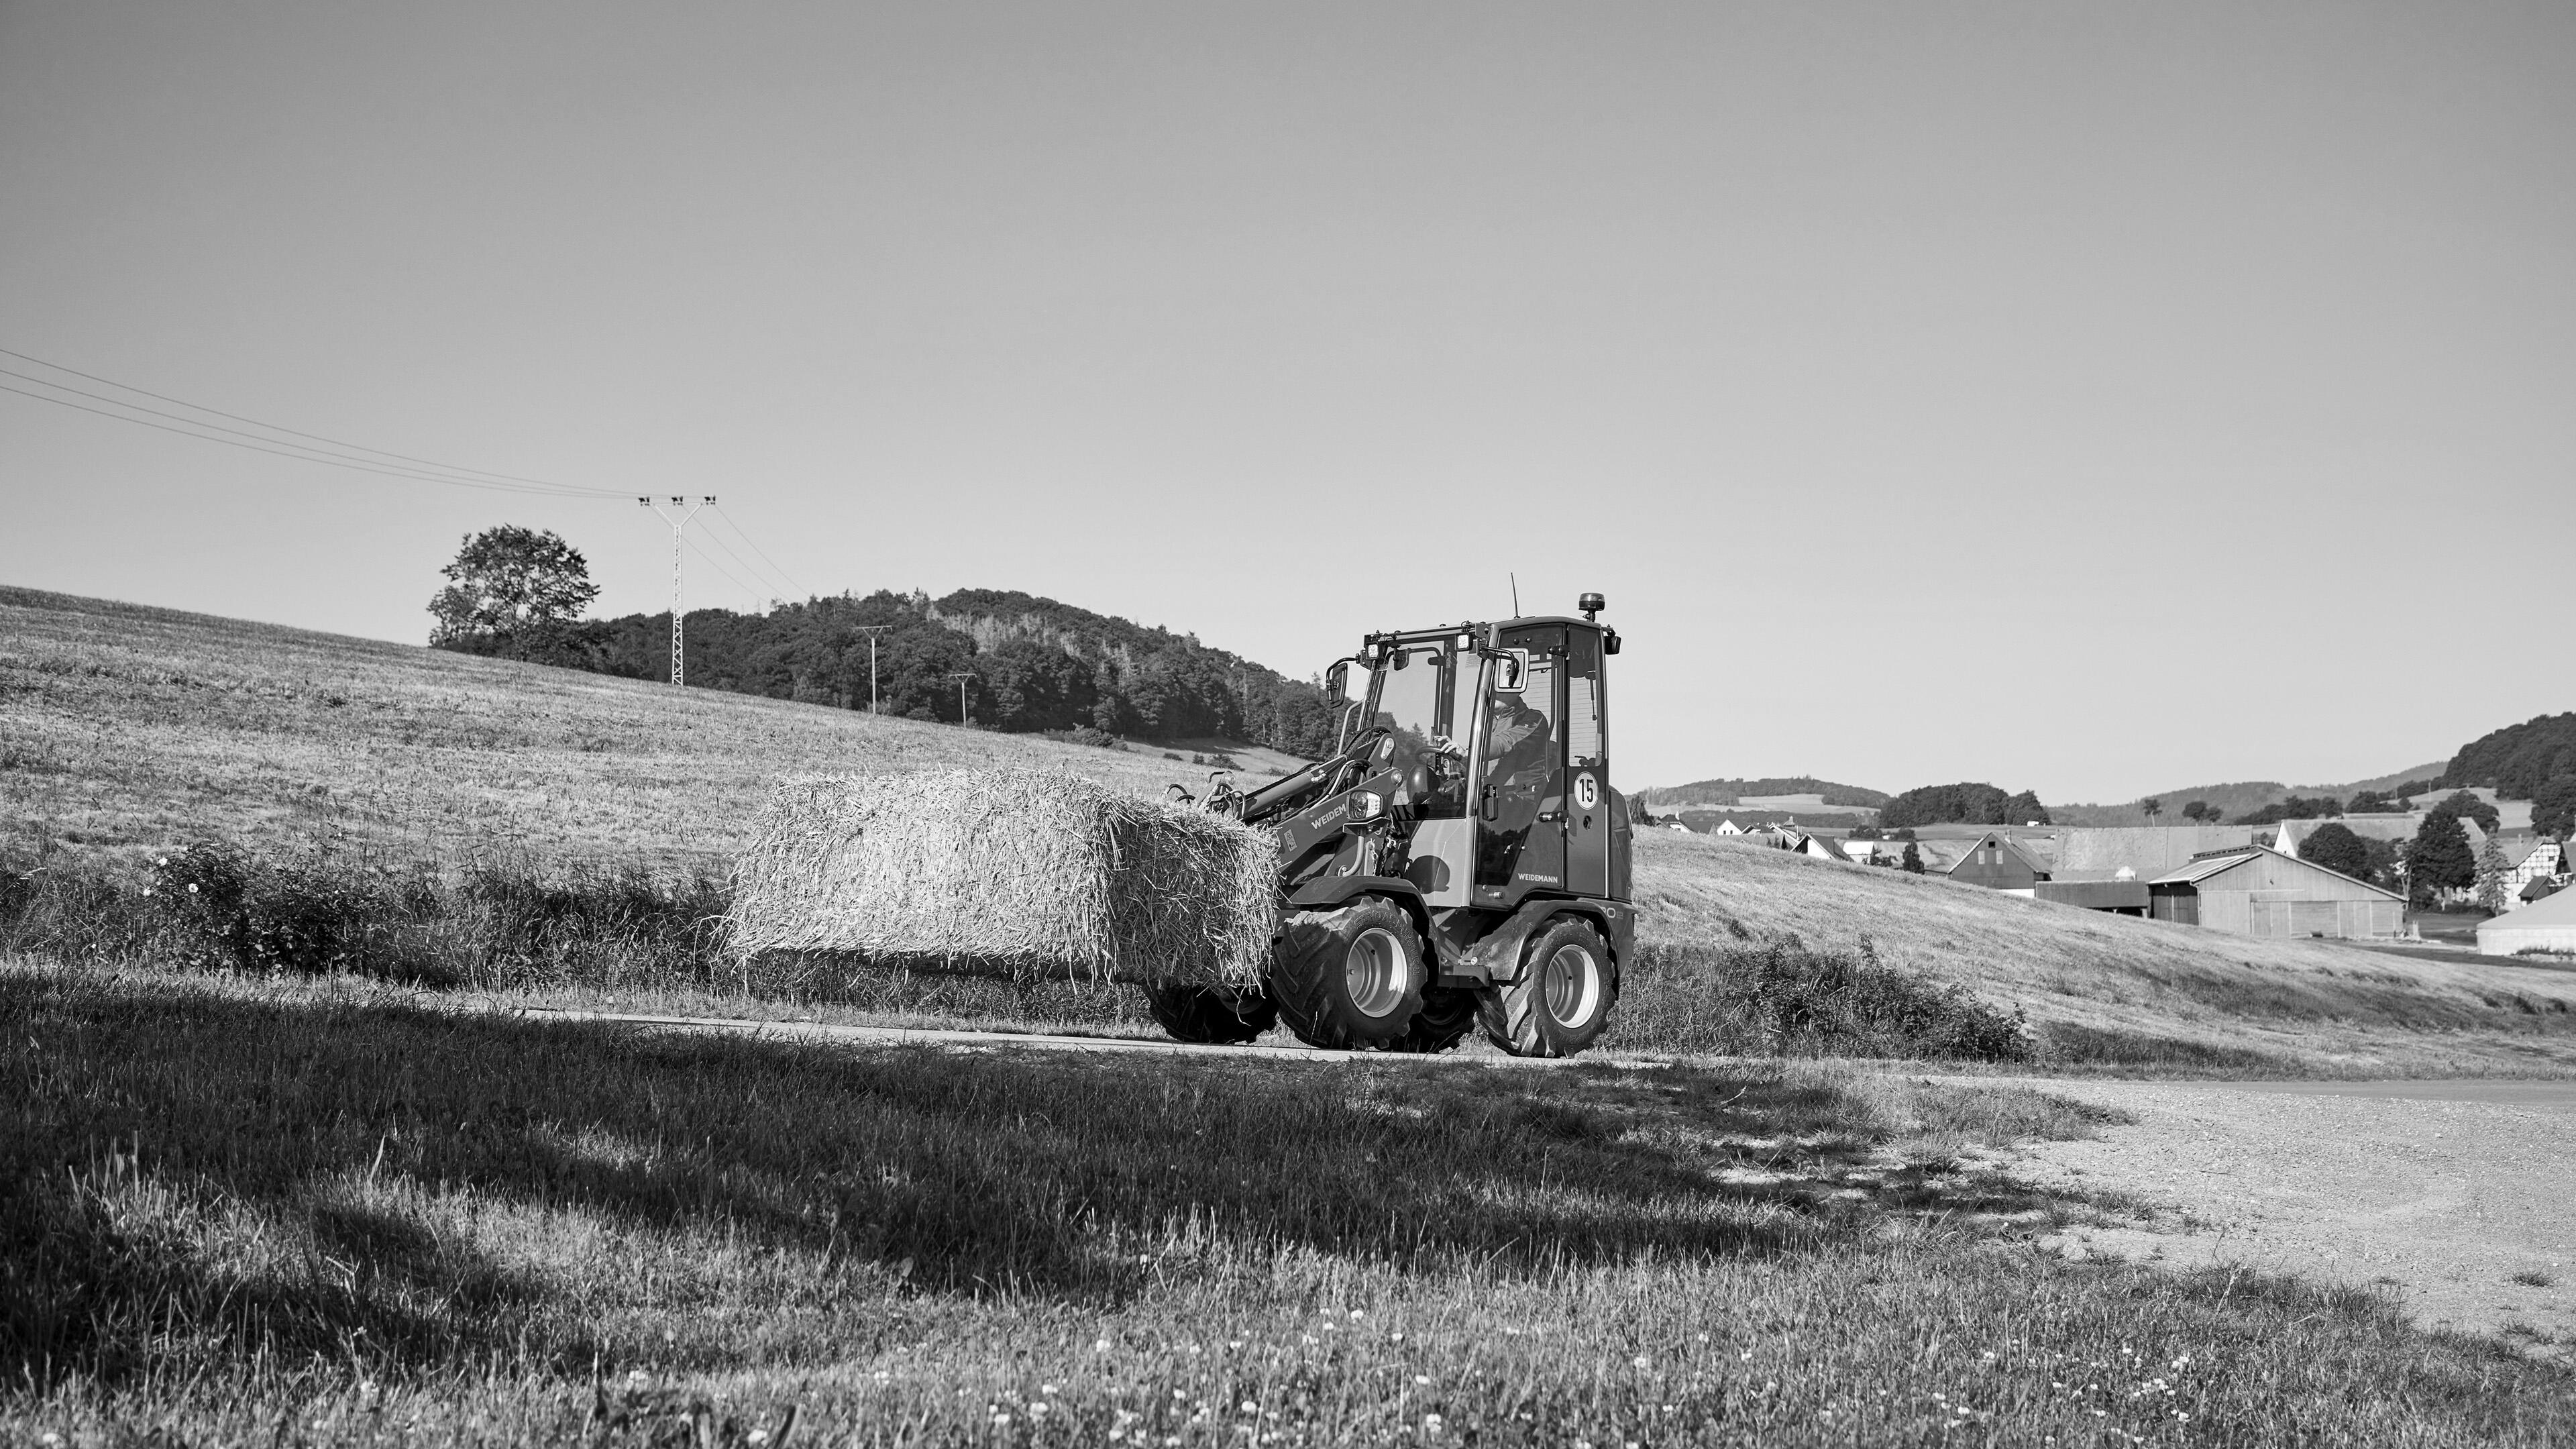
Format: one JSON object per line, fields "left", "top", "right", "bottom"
{"left": 500, "top": 1006, "right": 1628, "bottom": 1068}
{"left": 1980, "top": 1077, "right": 2576, "bottom": 1352}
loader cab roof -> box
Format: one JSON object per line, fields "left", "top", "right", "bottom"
{"left": 1364, "top": 616, "right": 1608, "bottom": 649}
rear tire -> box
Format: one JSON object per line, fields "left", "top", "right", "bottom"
{"left": 1477, "top": 917, "right": 1617, "bottom": 1059}
{"left": 1142, "top": 983, "right": 1277, "bottom": 1044}
{"left": 1269, "top": 897, "right": 1425, "bottom": 1050}
{"left": 1386, "top": 985, "right": 1479, "bottom": 1055}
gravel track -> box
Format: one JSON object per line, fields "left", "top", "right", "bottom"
{"left": 1988, "top": 1077, "right": 2576, "bottom": 1352}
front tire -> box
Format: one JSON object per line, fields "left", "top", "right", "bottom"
{"left": 1269, "top": 897, "right": 1425, "bottom": 1050}
{"left": 1386, "top": 985, "right": 1479, "bottom": 1055}
{"left": 1142, "top": 983, "right": 1277, "bottom": 1044}
{"left": 1478, "top": 917, "right": 1617, "bottom": 1059}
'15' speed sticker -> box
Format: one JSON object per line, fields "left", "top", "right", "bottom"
{"left": 1572, "top": 773, "right": 1600, "bottom": 811}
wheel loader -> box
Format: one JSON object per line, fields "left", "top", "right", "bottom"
{"left": 1149, "top": 594, "right": 1635, "bottom": 1057}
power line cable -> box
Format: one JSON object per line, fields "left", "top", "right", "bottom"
{"left": 0, "top": 345, "right": 627, "bottom": 497}
{"left": 0, "top": 366, "right": 610, "bottom": 499}
{"left": 682, "top": 535, "right": 767, "bottom": 609}
{"left": 710, "top": 502, "right": 806, "bottom": 596}
{"left": 0, "top": 380, "right": 610, "bottom": 499}
{"left": 694, "top": 524, "right": 791, "bottom": 604}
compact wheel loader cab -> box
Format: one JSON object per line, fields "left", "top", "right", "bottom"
{"left": 1155, "top": 594, "right": 1636, "bottom": 1057}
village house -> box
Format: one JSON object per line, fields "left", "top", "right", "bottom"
{"left": 1946, "top": 829, "right": 2053, "bottom": 896}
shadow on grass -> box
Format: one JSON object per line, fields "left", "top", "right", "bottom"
{"left": 0, "top": 969, "right": 2108, "bottom": 1389}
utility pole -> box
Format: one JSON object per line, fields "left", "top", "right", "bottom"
{"left": 639, "top": 495, "right": 713, "bottom": 686}
{"left": 947, "top": 671, "right": 975, "bottom": 726}
{"left": 851, "top": 625, "right": 890, "bottom": 713}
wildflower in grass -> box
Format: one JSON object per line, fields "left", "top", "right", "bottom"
{"left": 1096, "top": 1340, "right": 1113, "bottom": 1352}
{"left": 1414, "top": 1375, "right": 1431, "bottom": 1386}
{"left": 747, "top": 1432, "right": 769, "bottom": 1445}
{"left": 1632, "top": 1355, "right": 1650, "bottom": 1369}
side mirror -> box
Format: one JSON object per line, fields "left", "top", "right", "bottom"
{"left": 1325, "top": 660, "right": 1350, "bottom": 702}
{"left": 1490, "top": 648, "right": 1530, "bottom": 693}
{"left": 1603, "top": 629, "right": 1621, "bottom": 656}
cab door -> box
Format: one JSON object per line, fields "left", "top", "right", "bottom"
{"left": 1472, "top": 625, "right": 1567, "bottom": 904}
{"left": 1562, "top": 627, "right": 1610, "bottom": 897}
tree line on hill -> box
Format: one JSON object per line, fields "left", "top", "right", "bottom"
{"left": 425, "top": 527, "right": 1341, "bottom": 757}
{"left": 1876, "top": 782, "right": 2050, "bottom": 829}
{"left": 2440, "top": 714, "right": 2576, "bottom": 799}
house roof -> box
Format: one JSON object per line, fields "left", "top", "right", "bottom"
{"left": 2149, "top": 845, "right": 2406, "bottom": 899}
{"left": 2481, "top": 878, "right": 2576, "bottom": 932}
{"left": 2151, "top": 849, "right": 2263, "bottom": 886}
{"left": 1946, "top": 830, "right": 2052, "bottom": 877}
{"left": 2053, "top": 826, "right": 2254, "bottom": 881}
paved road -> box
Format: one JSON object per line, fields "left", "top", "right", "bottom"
{"left": 1990, "top": 1076, "right": 2576, "bottom": 1350}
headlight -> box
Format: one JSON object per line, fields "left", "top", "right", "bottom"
{"left": 1349, "top": 790, "right": 1386, "bottom": 821}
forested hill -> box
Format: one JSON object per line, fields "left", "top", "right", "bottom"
{"left": 2442, "top": 713, "right": 2576, "bottom": 798}
{"left": 439, "top": 588, "right": 1342, "bottom": 757}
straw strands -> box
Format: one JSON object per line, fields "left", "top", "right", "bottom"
{"left": 726, "top": 769, "right": 1279, "bottom": 986}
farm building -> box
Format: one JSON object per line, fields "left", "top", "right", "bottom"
{"left": 2052, "top": 826, "right": 2253, "bottom": 881}
{"left": 2034, "top": 879, "right": 2150, "bottom": 914}
{"left": 1947, "top": 829, "right": 2053, "bottom": 895}
{"left": 2146, "top": 846, "right": 2404, "bottom": 939}
{"left": 2478, "top": 883, "right": 2576, "bottom": 957}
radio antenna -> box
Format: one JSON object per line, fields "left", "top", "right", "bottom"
{"left": 1509, "top": 572, "right": 1520, "bottom": 616}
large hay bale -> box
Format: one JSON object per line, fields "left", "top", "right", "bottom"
{"left": 726, "top": 768, "right": 1278, "bottom": 986}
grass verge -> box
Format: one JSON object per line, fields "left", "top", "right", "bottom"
{"left": 4, "top": 965, "right": 2571, "bottom": 1446}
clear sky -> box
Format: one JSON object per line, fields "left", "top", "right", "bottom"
{"left": 3, "top": 1, "right": 2568, "bottom": 802}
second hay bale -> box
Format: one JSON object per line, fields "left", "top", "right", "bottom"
{"left": 727, "top": 768, "right": 1278, "bottom": 987}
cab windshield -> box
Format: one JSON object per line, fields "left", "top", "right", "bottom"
{"left": 1369, "top": 645, "right": 1446, "bottom": 756}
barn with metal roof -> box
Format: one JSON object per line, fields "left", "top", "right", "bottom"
{"left": 2478, "top": 884, "right": 2576, "bottom": 957}
{"left": 2146, "top": 846, "right": 2404, "bottom": 939}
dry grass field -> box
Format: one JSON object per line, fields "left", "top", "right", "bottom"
{"left": 0, "top": 586, "right": 1212, "bottom": 871}
{"left": 1634, "top": 833, "right": 2576, "bottom": 1077}
{"left": 10, "top": 583, "right": 2576, "bottom": 1075}
{"left": 7, "top": 963, "right": 2571, "bottom": 1447}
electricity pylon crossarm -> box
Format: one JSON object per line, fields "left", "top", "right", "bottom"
{"left": 639, "top": 495, "right": 713, "bottom": 686}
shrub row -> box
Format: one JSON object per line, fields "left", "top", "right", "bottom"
{"left": 1613, "top": 936, "right": 2035, "bottom": 1062}
{"left": 2, "top": 841, "right": 729, "bottom": 993}
{"left": 5, "top": 841, "right": 2030, "bottom": 1060}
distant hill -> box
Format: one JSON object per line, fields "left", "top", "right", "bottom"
{"left": 446, "top": 586, "right": 1341, "bottom": 757}
{"left": 1642, "top": 777, "right": 1888, "bottom": 811}
{"left": 2050, "top": 761, "right": 2449, "bottom": 827}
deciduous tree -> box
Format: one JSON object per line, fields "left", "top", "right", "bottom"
{"left": 427, "top": 526, "right": 600, "bottom": 655}
{"left": 2534, "top": 775, "right": 2576, "bottom": 841}
{"left": 2408, "top": 811, "right": 2475, "bottom": 906}
{"left": 2434, "top": 790, "right": 2501, "bottom": 835}
{"left": 2298, "top": 822, "right": 2369, "bottom": 881}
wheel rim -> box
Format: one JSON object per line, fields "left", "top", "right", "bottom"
{"left": 1344, "top": 926, "right": 1409, "bottom": 1018}
{"left": 1541, "top": 942, "right": 1603, "bottom": 1028}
